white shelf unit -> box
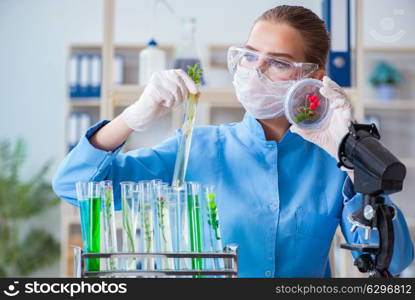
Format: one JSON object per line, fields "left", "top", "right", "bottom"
{"left": 60, "top": 0, "right": 415, "bottom": 277}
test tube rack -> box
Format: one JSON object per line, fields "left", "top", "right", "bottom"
{"left": 73, "top": 245, "right": 238, "bottom": 278}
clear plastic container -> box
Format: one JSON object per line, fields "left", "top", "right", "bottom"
{"left": 138, "top": 39, "right": 167, "bottom": 87}
{"left": 284, "top": 78, "right": 331, "bottom": 130}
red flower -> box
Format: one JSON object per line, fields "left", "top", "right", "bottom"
{"left": 307, "top": 93, "right": 320, "bottom": 110}
{"left": 307, "top": 93, "right": 319, "bottom": 103}
{"left": 294, "top": 93, "right": 321, "bottom": 123}
{"left": 310, "top": 102, "right": 318, "bottom": 110}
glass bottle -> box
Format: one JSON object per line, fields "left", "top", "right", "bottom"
{"left": 173, "top": 17, "right": 204, "bottom": 84}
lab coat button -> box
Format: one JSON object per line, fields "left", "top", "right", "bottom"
{"left": 265, "top": 270, "right": 272, "bottom": 277}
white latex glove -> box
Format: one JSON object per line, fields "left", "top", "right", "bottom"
{"left": 290, "top": 76, "right": 355, "bottom": 181}
{"left": 121, "top": 69, "right": 199, "bottom": 131}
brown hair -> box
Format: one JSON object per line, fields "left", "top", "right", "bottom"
{"left": 255, "top": 5, "right": 331, "bottom": 69}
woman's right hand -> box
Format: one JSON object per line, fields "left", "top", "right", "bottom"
{"left": 121, "top": 69, "right": 199, "bottom": 131}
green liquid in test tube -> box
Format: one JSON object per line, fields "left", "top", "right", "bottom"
{"left": 76, "top": 182, "right": 91, "bottom": 271}
{"left": 187, "top": 182, "right": 203, "bottom": 276}
{"left": 88, "top": 182, "right": 101, "bottom": 272}
{"left": 194, "top": 194, "right": 203, "bottom": 271}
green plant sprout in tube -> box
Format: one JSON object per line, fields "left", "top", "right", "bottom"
{"left": 151, "top": 180, "right": 162, "bottom": 267}
{"left": 100, "top": 180, "right": 118, "bottom": 271}
{"left": 204, "top": 185, "right": 224, "bottom": 270}
{"left": 88, "top": 182, "right": 101, "bottom": 272}
{"left": 172, "top": 64, "right": 203, "bottom": 190}
{"left": 156, "top": 183, "right": 174, "bottom": 270}
{"left": 75, "top": 182, "right": 91, "bottom": 271}
{"left": 140, "top": 181, "right": 156, "bottom": 271}
{"left": 120, "top": 181, "right": 137, "bottom": 270}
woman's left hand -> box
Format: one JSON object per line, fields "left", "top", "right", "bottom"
{"left": 290, "top": 76, "right": 355, "bottom": 182}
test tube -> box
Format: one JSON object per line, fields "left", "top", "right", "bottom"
{"left": 171, "top": 90, "right": 200, "bottom": 190}
{"left": 176, "top": 187, "right": 192, "bottom": 270}
{"left": 140, "top": 181, "right": 156, "bottom": 271}
{"left": 155, "top": 183, "right": 174, "bottom": 270}
{"left": 120, "top": 181, "right": 137, "bottom": 270}
{"left": 133, "top": 182, "right": 142, "bottom": 270}
{"left": 167, "top": 187, "right": 180, "bottom": 270}
{"left": 186, "top": 182, "right": 203, "bottom": 273}
{"left": 202, "top": 185, "right": 224, "bottom": 270}
{"left": 100, "top": 180, "right": 118, "bottom": 271}
{"left": 88, "top": 181, "right": 101, "bottom": 271}
{"left": 75, "top": 182, "right": 91, "bottom": 270}
{"left": 151, "top": 180, "right": 162, "bottom": 270}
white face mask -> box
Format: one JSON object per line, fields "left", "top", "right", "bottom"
{"left": 232, "top": 67, "right": 297, "bottom": 119}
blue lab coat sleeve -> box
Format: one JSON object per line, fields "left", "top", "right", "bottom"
{"left": 340, "top": 176, "right": 414, "bottom": 275}
{"left": 52, "top": 120, "right": 178, "bottom": 210}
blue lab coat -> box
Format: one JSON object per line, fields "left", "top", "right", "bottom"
{"left": 53, "top": 112, "right": 414, "bottom": 277}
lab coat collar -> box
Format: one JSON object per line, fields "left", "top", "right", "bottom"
{"left": 241, "top": 112, "right": 302, "bottom": 147}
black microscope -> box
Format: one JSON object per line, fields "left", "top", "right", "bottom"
{"left": 337, "top": 122, "right": 406, "bottom": 278}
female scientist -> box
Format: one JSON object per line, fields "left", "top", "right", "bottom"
{"left": 53, "top": 5, "right": 413, "bottom": 277}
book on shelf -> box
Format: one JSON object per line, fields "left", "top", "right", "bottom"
{"left": 68, "top": 53, "right": 125, "bottom": 99}
{"left": 67, "top": 112, "right": 92, "bottom": 152}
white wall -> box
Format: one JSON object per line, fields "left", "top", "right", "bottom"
{"left": 0, "top": 0, "right": 103, "bottom": 277}
{"left": 0, "top": 0, "right": 414, "bottom": 276}
{"left": 0, "top": 0, "right": 103, "bottom": 179}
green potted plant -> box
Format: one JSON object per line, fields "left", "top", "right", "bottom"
{"left": 0, "top": 138, "right": 60, "bottom": 277}
{"left": 369, "top": 61, "right": 403, "bottom": 102}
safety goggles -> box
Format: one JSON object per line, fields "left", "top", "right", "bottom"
{"left": 227, "top": 46, "right": 319, "bottom": 82}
